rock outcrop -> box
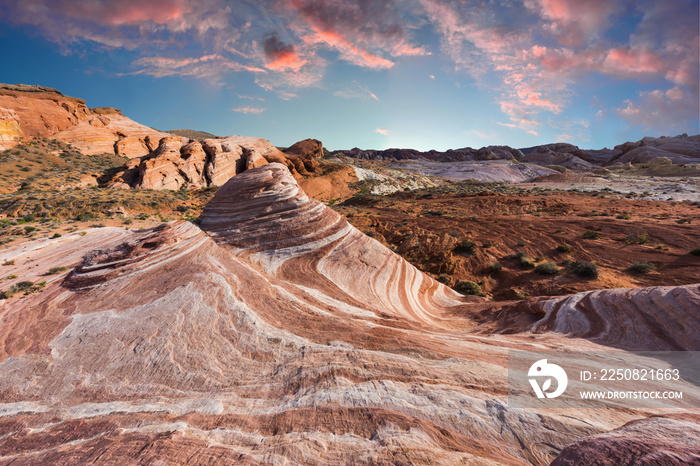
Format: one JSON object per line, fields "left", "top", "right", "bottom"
{"left": 552, "top": 415, "right": 700, "bottom": 465}
{"left": 0, "top": 164, "right": 698, "bottom": 463}
{"left": 609, "top": 134, "right": 700, "bottom": 165}
{"left": 107, "top": 135, "right": 321, "bottom": 189}
{"left": 0, "top": 83, "right": 167, "bottom": 157}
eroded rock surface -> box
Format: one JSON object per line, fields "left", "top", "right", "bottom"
{"left": 0, "top": 83, "right": 167, "bottom": 157}
{"left": 108, "top": 135, "right": 321, "bottom": 189}
{"left": 0, "top": 164, "right": 698, "bottom": 464}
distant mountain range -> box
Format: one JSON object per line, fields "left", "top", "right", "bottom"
{"left": 332, "top": 134, "right": 700, "bottom": 168}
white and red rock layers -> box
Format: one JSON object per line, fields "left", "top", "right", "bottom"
{"left": 0, "top": 163, "right": 698, "bottom": 464}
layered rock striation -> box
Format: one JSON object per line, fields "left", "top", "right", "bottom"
{"left": 0, "top": 164, "right": 698, "bottom": 464}
{"left": 0, "top": 83, "right": 167, "bottom": 157}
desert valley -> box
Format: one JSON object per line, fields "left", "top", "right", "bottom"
{"left": 0, "top": 83, "right": 698, "bottom": 464}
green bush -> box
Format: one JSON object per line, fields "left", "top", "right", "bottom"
{"left": 582, "top": 230, "right": 601, "bottom": 239}
{"left": 454, "top": 239, "right": 477, "bottom": 256}
{"left": 76, "top": 211, "right": 95, "bottom": 222}
{"left": 556, "top": 244, "right": 571, "bottom": 253}
{"left": 535, "top": 262, "right": 559, "bottom": 275}
{"left": 485, "top": 262, "right": 502, "bottom": 274}
{"left": 2, "top": 260, "right": 14, "bottom": 266}
{"left": 628, "top": 260, "right": 656, "bottom": 274}
{"left": 519, "top": 255, "right": 536, "bottom": 269}
{"left": 677, "top": 218, "right": 692, "bottom": 224}
{"left": 47, "top": 266, "right": 68, "bottom": 275}
{"left": 24, "top": 226, "right": 36, "bottom": 234}
{"left": 570, "top": 261, "right": 599, "bottom": 279}
{"left": 51, "top": 232, "right": 62, "bottom": 238}
{"left": 454, "top": 280, "right": 481, "bottom": 295}
{"left": 2, "top": 281, "right": 34, "bottom": 298}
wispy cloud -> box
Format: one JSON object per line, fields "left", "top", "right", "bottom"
{"left": 334, "top": 81, "right": 381, "bottom": 102}
{"left": 131, "top": 54, "right": 265, "bottom": 80}
{"left": 375, "top": 128, "right": 388, "bottom": 135}
{"left": 1, "top": 0, "right": 696, "bottom": 137}
{"left": 232, "top": 106, "right": 266, "bottom": 114}
{"left": 615, "top": 87, "right": 698, "bottom": 132}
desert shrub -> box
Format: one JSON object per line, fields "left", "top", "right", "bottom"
{"left": 176, "top": 205, "right": 190, "bottom": 213}
{"left": 519, "top": 255, "right": 536, "bottom": 269}
{"left": 454, "top": 280, "right": 481, "bottom": 295}
{"left": 2, "top": 281, "right": 34, "bottom": 298}
{"left": 690, "top": 248, "right": 700, "bottom": 257}
{"left": 616, "top": 213, "right": 631, "bottom": 220}
{"left": 47, "top": 266, "right": 68, "bottom": 275}
{"left": 677, "top": 218, "right": 692, "bottom": 224}
{"left": 24, "top": 226, "right": 36, "bottom": 234}
{"left": 2, "top": 260, "right": 14, "bottom": 266}
{"left": 636, "top": 233, "right": 648, "bottom": 244}
{"left": 556, "top": 244, "right": 571, "bottom": 253}
{"left": 628, "top": 261, "right": 656, "bottom": 274}
{"left": 535, "top": 262, "right": 559, "bottom": 275}
{"left": 454, "top": 239, "right": 477, "bottom": 256}
{"left": 76, "top": 211, "right": 95, "bottom": 221}
{"left": 51, "top": 233, "right": 62, "bottom": 238}
{"left": 437, "top": 274, "right": 451, "bottom": 284}
{"left": 8, "top": 274, "right": 17, "bottom": 279}
{"left": 570, "top": 261, "right": 598, "bottom": 279}
{"left": 582, "top": 230, "right": 601, "bottom": 239}
{"left": 485, "top": 262, "right": 502, "bottom": 274}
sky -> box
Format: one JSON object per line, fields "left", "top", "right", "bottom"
{"left": 0, "top": 0, "right": 698, "bottom": 151}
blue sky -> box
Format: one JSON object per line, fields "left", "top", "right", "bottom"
{"left": 0, "top": 0, "right": 697, "bottom": 151}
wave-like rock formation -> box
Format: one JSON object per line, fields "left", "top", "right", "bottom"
{"left": 0, "top": 163, "right": 698, "bottom": 464}
{"left": 487, "top": 285, "right": 700, "bottom": 351}
{"left": 0, "top": 84, "right": 167, "bottom": 157}
{"left": 552, "top": 414, "right": 700, "bottom": 465}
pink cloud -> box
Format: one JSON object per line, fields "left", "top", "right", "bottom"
{"left": 375, "top": 128, "right": 388, "bottom": 135}
{"left": 602, "top": 47, "right": 666, "bottom": 77}
{"left": 281, "top": 0, "right": 426, "bottom": 69}
{"left": 232, "top": 107, "right": 265, "bottom": 114}
{"left": 527, "top": 0, "right": 617, "bottom": 46}
{"left": 615, "top": 87, "right": 699, "bottom": 132}
{"left": 263, "top": 35, "right": 307, "bottom": 71}
{"left": 305, "top": 28, "right": 394, "bottom": 69}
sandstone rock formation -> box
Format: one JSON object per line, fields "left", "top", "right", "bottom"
{"left": 609, "top": 134, "right": 700, "bottom": 165}
{"left": 0, "top": 83, "right": 167, "bottom": 157}
{"left": 0, "top": 163, "right": 698, "bottom": 463}
{"left": 552, "top": 414, "right": 700, "bottom": 465}
{"left": 107, "top": 135, "right": 321, "bottom": 189}
{"left": 520, "top": 143, "right": 595, "bottom": 169}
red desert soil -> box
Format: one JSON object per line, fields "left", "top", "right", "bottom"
{"left": 331, "top": 189, "right": 700, "bottom": 300}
